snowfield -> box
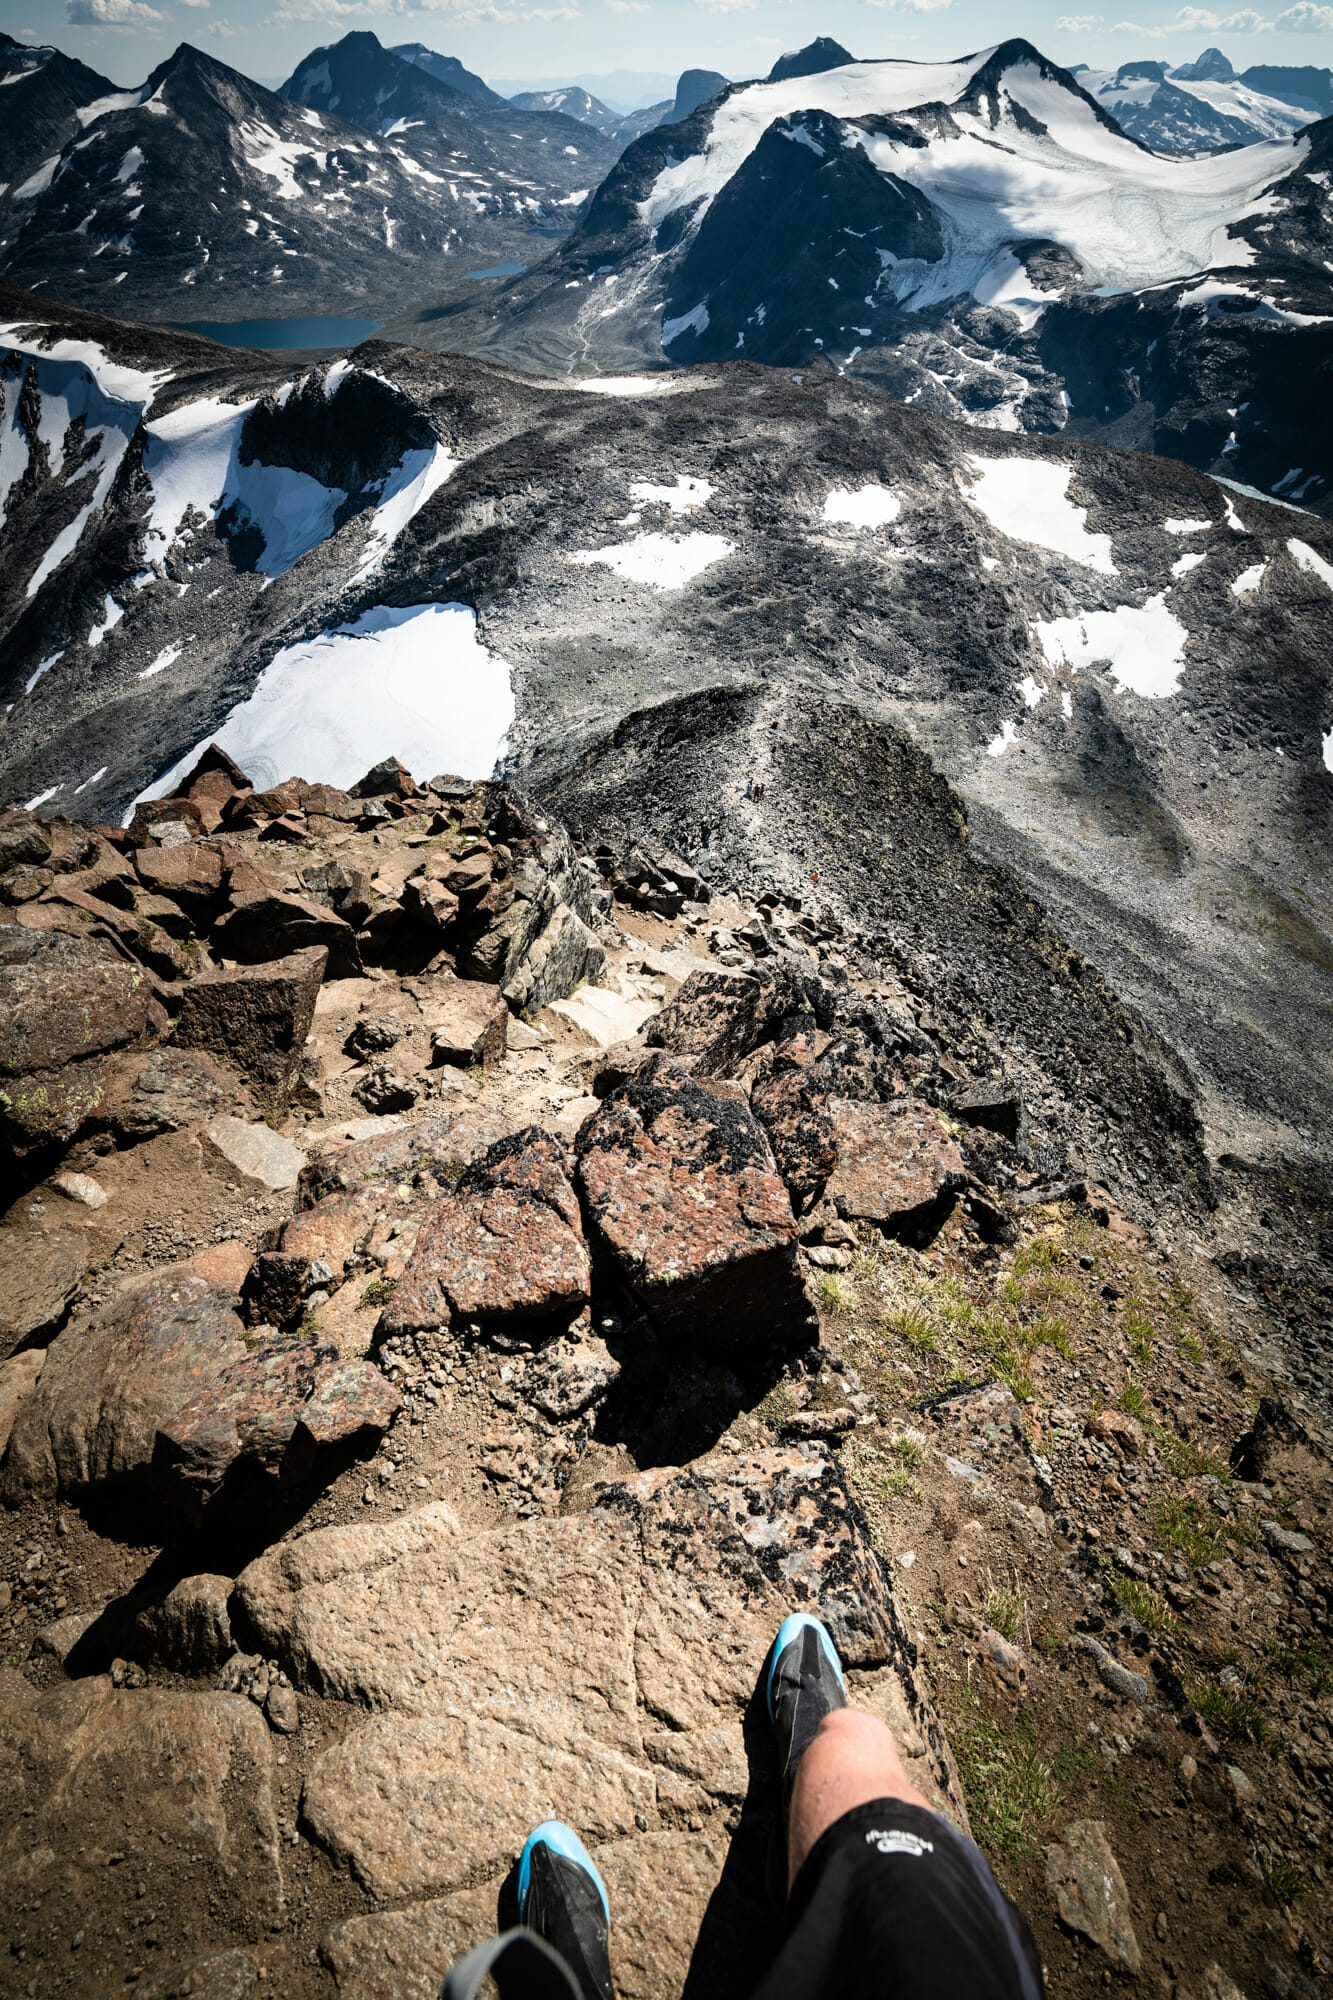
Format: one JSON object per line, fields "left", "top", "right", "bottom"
{"left": 133, "top": 602, "right": 514, "bottom": 803}
{"left": 965, "top": 456, "right": 1117, "bottom": 575}
{"left": 568, "top": 530, "right": 734, "bottom": 589}
{"left": 638, "top": 49, "right": 1309, "bottom": 316}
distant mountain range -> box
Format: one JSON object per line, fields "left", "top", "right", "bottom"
{"left": 0, "top": 31, "right": 617, "bottom": 323}
{"left": 1072, "top": 48, "right": 1321, "bottom": 154}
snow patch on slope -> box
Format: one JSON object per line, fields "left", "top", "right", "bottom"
{"left": 823, "top": 483, "right": 901, "bottom": 529}
{"left": 1034, "top": 594, "right": 1189, "bottom": 699}
{"left": 132, "top": 603, "right": 514, "bottom": 803}
{"left": 965, "top": 456, "right": 1117, "bottom": 575}
{"left": 569, "top": 530, "right": 733, "bottom": 589}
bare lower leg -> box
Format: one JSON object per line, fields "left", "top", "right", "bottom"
{"left": 787, "top": 1708, "right": 935, "bottom": 1893}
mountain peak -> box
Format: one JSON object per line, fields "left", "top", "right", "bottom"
{"left": 671, "top": 69, "right": 728, "bottom": 121}
{"left": 1171, "top": 46, "right": 1234, "bottom": 83}
{"left": 767, "top": 38, "right": 854, "bottom": 85}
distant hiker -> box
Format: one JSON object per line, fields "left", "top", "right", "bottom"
{"left": 441, "top": 1615, "right": 1044, "bottom": 2000}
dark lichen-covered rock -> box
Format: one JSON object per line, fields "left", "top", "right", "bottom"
{"left": 384, "top": 1127, "right": 589, "bottom": 1339}
{"left": 575, "top": 1052, "right": 814, "bottom": 1349}
{"left": 824, "top": 1096, "right": 966, "bottom": 1235}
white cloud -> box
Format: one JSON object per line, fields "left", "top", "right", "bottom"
{"left": 179, "top": 0, "right": 210, "bottom": 9}
{"left": 606, "top": 0, "right": 648, "bottom": 10}
{"left": 866, "top": 0, "right": 953, "bottom": 10}
{"left": 66, "top": 0, "right": 165, "bottom": 21}
{"left": 695, "top": 0, "right": 758, "bottom": 11}
{"left": 1275, "top": 1, "right": 1333, "bottom": 24}
{"left": 1113, "top": 5, "right": 1272, "bottom": 28}
{"left": 1054, "top": 13, "right": 1102, "bottom": 26}
{"left": 204, "top": 14, "right": 242, "bottom": 30}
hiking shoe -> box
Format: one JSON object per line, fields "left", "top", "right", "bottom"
{"left": 767, "top": 1612, "right": 847, "bottom": 1823}
{"left": 517, "top": 1821, "right": 613, "bottom": 2000}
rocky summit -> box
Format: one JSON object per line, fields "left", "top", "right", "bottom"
{"left": 1, "top": 18, "right": 1332, "bottom": 1997}
{"left": 0, "top": 735, "right": 1328, "bottom": 2000}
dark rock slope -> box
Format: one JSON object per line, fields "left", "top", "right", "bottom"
{"left": 0, "top": 283, "right": 1329, "bottom": 1332}
{"left": 0, "top": 32, "right": 117, "bottom": 195}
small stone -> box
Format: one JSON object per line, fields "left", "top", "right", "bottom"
{"left": 266, "top": 1683, "right": 299, "bottom": 1735}
{"left": 1262, "top": 1520, "right": 1314, "bottom": 1557}
{"left": 1045, "top": 1820, "right": 1142, "bottom": 1972}
{"left": 51, "top": 1172, "right": 108, "bottom": 1211}
{"left": 205, "top": 1117, "right": 307, "bottom": 1192}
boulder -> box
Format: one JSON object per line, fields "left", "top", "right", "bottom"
{"left": 301, "top": 859, "right": 373, "bottom": 927}
{"left": 350, "top": 756, "right": 417, "bottom": 799}
{"left": 824, "top": 1097, "right": 965, "bottom": 1235}
{"left": 0, "top": 1678, "right": 282, "bottom": 1920}
{"left": 1045, "top": 1820, "right": 1142, "bottom": 1972}
{"left": 212, "top": 891, "right": 362, "bottom": 980}
{"left": 0, "top": 1349, "right": 44, "bottom": 1454}
{"left": 126, "top": 797, "right": 206, "bottom": 846}
{"left": 404, "top": 972, "right": 507, "bottom": 1068}
{"left": 134, "top": 841, "right": 226, "bottom": 922}
{"left": 0, "top": 1053, "right": 115, "bottom": 1157}
{"left": 0, "top": 1226, "right": 88, "bottom": 1357}
{"left": 0, "top": 926, "right": 166, "bottom": 1076}
{"left": 384, "top": 1129, "right": 590, "bottom": 1340}
{"left": 127, "top": 1573, "right": 235, "bottom": 1674}
{"left": 205, "top": 1117, "right": 307, "bottom": 1191}
{"left": 153, "top": 1341, "right": 401, "bottom": 1520}
{"left": 345, "top": 1013, "right": 412, "bottom": 1060}
{"left": 750, "top": 1038, "right": 839, "bottom": 1212}
{"left": 0, "top": 812, "right": 53, "bottom": 873}
{"left": 352, "top": 1066, "right": 421, "bottom": 1115}
{"left": 951, "top": 1079, "right": 1023, "bottom": 1141}
{"left": 246, "top": 1193, "right": 375, "bottom": 1325}
{"left": 175, "top": 947, "right": 327, "bottom": 1117}
{"left": 115, "top": 1048, "right": 254, "bottom": 1140}
{"left": 502, "top": 903, "right": 606, "bottom": 1015}
{"left": 575, "top": 1054, "right": 813, "bottom": 1349}
{"left": 0, "top": 1272, "right": 248, "bottom": 1504}
{"left": 190, "top": 1240, "right": 254, "bottom": 1290}
{"left": 296, "top": 1108, "right": 514, "bottom": 1208}
{"left": 645, "top": 967, "right": 794, "bottom": 1076}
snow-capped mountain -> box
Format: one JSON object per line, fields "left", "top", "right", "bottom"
{"left": 390, "top": 43, "right": 504, "bottom": 107}
{"left": 437, "top": 38, "right": 1333, "bottom": 511}
{"left": 511, "top": 72, "right": 732, "bottom": 150}
{"left": 1, "top": 283, "right": 1330, "bottom": 1159}
{"left": 0, "top": 33, "right": 117, "bottom": 195}
{"left": 0, "top": 40, "right": 615, "bottom": 323}
{"left": 1075, "top": 57, "right": 1308, "bottom": 154}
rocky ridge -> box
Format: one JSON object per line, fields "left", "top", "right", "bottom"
{"left": 0, "top": 751, "right": 1328, "bottom": 2000}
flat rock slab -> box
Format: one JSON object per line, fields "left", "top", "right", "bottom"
{"left": 176, "top": 948, "right": 327, "bottom": 1118}
{"left": 0, "top": 1225, "right": 88, "bottom": 1356}
{"left": 319, "top": 1830, "right": 735, "bottom": 2000}
{"left": 154, "top": 1340, "right": 401, "bottom": 1519}
{"left": 235, "top": 1447, "right": 958, "bottom": 1912}
{"left": 575, "top": 1053, "right": 813, "bottom": 1349}
{"left": 0, "top": 1273, "right": 248, "bottom": 1504}
{"left": 384, "top": 1128, "right": 590, "bottom": 1339}
{"left": 1045, "top": 1818, "right": 1142, "bottom": 1972}
{"left": 825, "top": 1097, "right": 965, "bottom": 1233}
{"left": 205, "top": 1117, "right": 307, "bottom": 1191}
{"left": 544, "top": 985, "right": 659, "bottom": 1051}
{"left": 404, "top": 971, "right": 508, "bottom": 1067}
{"left": 0, "top": 1677, "right": 282, "bottom": 1918}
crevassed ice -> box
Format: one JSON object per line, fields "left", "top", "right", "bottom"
{"left": 966, "top": 456, "right": 1117, "bottom": 576}
{"left": 568, "top": 530, "right": 734, "bottom": 590}
{"left": 131, "top": 603, "right": 513, "bottom": 807}
{"left": 823, "top": 483, "right": 901, "bottom": 529}
{"left": 1033, "top": 594, "right": 1189, "bottom": 699}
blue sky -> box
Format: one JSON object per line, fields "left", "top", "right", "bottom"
{"left": 4, "top": 0, "right": 1331, "bottom": 97}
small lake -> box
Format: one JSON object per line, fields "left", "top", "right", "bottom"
{"left": 464, "top": 262, "right": 527, "bottom": 280}
{"left": 171, "top": 315, "right": 383, "bottom": 350}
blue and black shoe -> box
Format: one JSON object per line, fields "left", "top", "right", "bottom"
{"left": 517, "top": 1820, "right": 614, "bottom": 2000}
{"left": 767, "top": 1613, "right": 847, "bottom": 1824}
